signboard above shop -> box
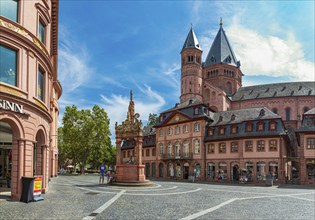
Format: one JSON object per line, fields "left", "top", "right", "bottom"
{"left": 0, "top": 98, "right": 24, "bottom": 114}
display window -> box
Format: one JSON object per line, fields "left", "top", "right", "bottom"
{"left": 268, "top": 161, "right": 278, "bottom": 180}
{"left": 207, "top": 163, "right": 215, "bottom": 179}
{"left": 306, "top": 160, "right": 315, "bottom": 180}
{"left": 218, "top": 162, "right": 227, "bottom": 180}
{"left": 256, "top": 162, "right": 266, "bottom": 181}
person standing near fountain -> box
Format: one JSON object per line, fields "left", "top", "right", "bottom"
{"left": 99, "top": 163, "right": 106, "bottom": 184}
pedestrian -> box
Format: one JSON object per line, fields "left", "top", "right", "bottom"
{"left": 99, "top": 162, "right": 106, "bottom": 184}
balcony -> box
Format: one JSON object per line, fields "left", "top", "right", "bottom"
{"left": 160, "top": 152, "right": 193, "bottom": 160}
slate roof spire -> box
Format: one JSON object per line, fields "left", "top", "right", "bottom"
{"left": 181, "top": 26, "right": 202, "bottom": 52}
{"left": 204, "top": 19, "right": 240, "bottom": 67}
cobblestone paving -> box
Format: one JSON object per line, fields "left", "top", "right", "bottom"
{"left": 0, "top": 175, "right": 314, "bottom": 220}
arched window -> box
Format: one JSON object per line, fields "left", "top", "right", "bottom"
{"left": 303, "top": 107, "right": 310, "bottom": 113}
{"left": 218, "top": 162, "right": 227, "bottom": 180}
{"left": 195, "top": 163, "right": 201, "bottom": 178}
{"left": 183, "top": 140, "right": 189, "bottom": 157}
{"left": 268, "top": 161, "right": 278, "bottom": 180}
{"left": 167, "top": 142, "right": 172, "bottom": 156}
{"left": 207, "top": 162, "right": 215, "bottom": 179}
{"left": 175, "top": 141, "right": 180, "bottom": 157}
{"left": 167, "top": 127, "right": 173, "bottom": 135}
{"left": 285, "top": 108, "right": 291, "bottom": 120}
{"left": 256, "top": 162, "right": 266, "bottom": 181}
{"left": 194, "top": 139, "right": 200, "bottom": 154}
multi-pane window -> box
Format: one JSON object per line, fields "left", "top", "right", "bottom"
{"left": 0, "top": 44, "right": 17, "bottom": 86}
{"left": 0, "top": 0, "right": 18, "bottom": 22}
{"left": 159, "top": 129, "right": 163, "bottom": 136}
{"left": 231, "top": 142, "right": 238, "bottom": 153}
{"left": 219, "top": 143, "right": 226, "bottom": 153}
{"left": 231, "top": 126, "right": 237, "bottom": 134}
{"left": 159, "top": 143, "right": 163, "bottom": 155}
{"left": 175, "top": 126, "right": 180, "bottom": 134}
{"left": 194, "top": 108, "right": 199, "bottom": 115}
{"left": 208, "top": 144, "right": 214, "bottom": 153}
{"left": 270, "top": 122, "right": 276, "bottom": 130}
{"left": 183, "top": 140, "right": 189, "bottom": 156}
{"left": 269, "top": 140, "right": 277, "bottom": 151}
{"left": 146, "top": 149, "right": 150, "bottom": 157}
{"left": 194, "top": 123, "right": 200, "bottom": 132}
{"left": 194, "top": 139, "right": 200, "bottom": 154}
{"left": 38, "top": 68, "right": 44, "bottom": 101}
{"left": 246, "top": 123, "right": 253, "bottom": 132}
{"left": 219, "top": 127, "right": 225, "bottom": 135}
{"left": 183, "top": 125, "right": 189, "bottom": 133}
{"left": 167, "top": 143, "right": 172, "bottom": 155}
{"left": 38, "top": 20, "right": 46, "bottom": 44}
{"left": 257, "top": 122, "right": 264, "bottom": 131}
{"left": 152, "top": 148, "right": 156, "bottom": 157}
{"left": 167, "top": 127, "right": 173, "bottom": 135}
{"left": 307, "top": 138, "right": 315, "bottom": 149}
{"left": 257, "top": 140, "right": 265, "bottom": 152}
{"left": 208, "top": 128, "right": 213, "bottom": 136}
{"left": 245, "top": 141, "right": 253, "bottom": 152}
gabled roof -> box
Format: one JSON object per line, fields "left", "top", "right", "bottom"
{"left": 231, "top": 82, "right": 315, "bottom": 101}
{"left": 209, "top": 107, "right": 280, "bottom": 126}
{"left": 298, "top": 107, "right": 315, "bottom": 132}
{"left": 181, "top": 27, "right": 202, "bottom": 52}
{"left": 204, "top": 21, "right": 239, "bottom": 68}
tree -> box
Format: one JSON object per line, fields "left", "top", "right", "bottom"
{"left": 146, "top": 113, "right": 159, "bottom": 127}
{"left": 60, "top": 105, "right": 112, "bottom": 173}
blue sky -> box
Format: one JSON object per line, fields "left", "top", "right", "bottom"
{"left": 58, "top": 1, "right": 315, "bottom": 141}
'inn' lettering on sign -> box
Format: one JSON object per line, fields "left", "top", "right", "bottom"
{"left": 0, "top": 99, "right": 24, "bottom": 114}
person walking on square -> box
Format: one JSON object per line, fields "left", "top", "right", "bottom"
{"left": 99, "top": 162, "right": 106, "bottom": 184}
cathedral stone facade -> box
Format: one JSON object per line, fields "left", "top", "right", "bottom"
{"left": 122, "top": 21, "right": 315, "bottom": 185}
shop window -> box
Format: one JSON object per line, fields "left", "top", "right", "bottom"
{"left": 146, "top": 149, "right": 150, "bottom": 157}
{"left": 306, "top": 160, "right": 315, "bottom": 180}
{"left": 176, "top": 164, "right": 181, "bottom": 177}
{"left": 38, "top": 19, "right": 46, "bottom": 44}
{"left": 175, "top": 126, "right": 180, "bottom": 135}
{"left": 0, "top": 44, "right": 17, "bottom": 86}
{"left": 208, "top": 144, "right": 214, "bottom": 153}
{"left": 219, "top": 143, "right": 226, "bottom": 153}
{"left": 256, "top": 162, "right": 266, "bottom": 181}
{"left": 268, "top": 161, "right": 278, "bottom": 180}
{"left": 307, "top": 138, "right": 315, "bottom": 149}
{"left": 257, "top": 140, "right": 265, "bottom": 152}
{"left": 231, "top": 142, "right": 238, "bottom": 153}
{"left": 269, "top": 140, "right": 277, "bottom": 151}
{"left": 245, "top": 162, "right": 253, "bottom": 182}
{"left": 257, "top": 122, "right": 264, "bottom": 131}
{"left": 38, "top": 68, "right": 45, "bottom": 101}
{"left": 168, "top": 163, "right": 174, "bottom": 177}
{"left": 167, "top": 127, "right": 173, "bottom": 136}
{"left": 159, "top": 143, "right": 163, "bottom": 155}
{"left": 207, "top": 163, "right": 215, "bottom": 180}
{"left": 246, "top": 123, "right": 253, "bottom": 132}
{"left": 194, "top": 123, "right": 200, "bottom": 132}
{"left": 231, "top": 126, "right": 238, "bottom": 134}
{"left": 269, "top": 121, "right": 276, "bottom": 131}
{"left": 218, "top": 162, "right": 227, "bottom": 180}
{"left": 194, "top": 139, "right": 200, "bottom": 154}
{"left": 0, "top": 0, "right": 18, "bottom": 22}
{"left": 183, "top": 125, "right": 189, "bottom": 133}
{"left": 159, "top": 129, "right": 163, "bottom": 136}
{"left": 245, "top": 141, "right": 253, "bottom": 152}
{"left": 194, "top": 164, "right": 201, "bottom": 178}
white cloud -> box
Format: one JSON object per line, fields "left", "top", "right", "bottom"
{"left": 226, "top": 23, "right": 315, "bottom": 81}
{"left": 100, "top": 85, "right": 166, "bottom": 144}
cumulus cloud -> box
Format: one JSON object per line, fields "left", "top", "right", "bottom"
{"left": 226, "top": 22, "right": 314, "bottom": 81}
{"left": 100, "top": 85, "right": 166, "bottom": 143}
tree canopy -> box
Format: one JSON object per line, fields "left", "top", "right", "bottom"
{"left": 146, "top": 113, "right": 159, "bottom": 127}
{"left": 58, "top": 105, "right": 113, "bottom": 173}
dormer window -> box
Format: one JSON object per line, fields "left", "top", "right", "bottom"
{"left": 231, "top": 126, "right": 238, "bottom": 134}
{"left": 208, "top": 128, "right": 213, "bottom": 136}
{"left": 257, "top": 122, "right": 264, "bottom": 131}
{"left": 218, "top": 116, "right": 223, "bottom": 123}
{"left": 219, "top": 127, "right": 225, "bottom": 135}
{"left": 246, "top": 123, "right": 253, "bottom": 132}
{"left": 259, "top": 109, "right": 265, "bottom": 117}
{"left": 231, "top": 114, "right": 236, "bottom": 121}
{"left": 269, "top": 121, "right": 276, "bottom": 131}
{"left": 194, "top": 108, "right": 199, "bottom": 115}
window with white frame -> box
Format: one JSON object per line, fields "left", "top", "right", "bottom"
{"left": 168, "top": 142, "right": 172, "bottom": 156}
{"left": 159, "top": 143, "right": 164, "bottom": 155}
{"left": 159, "top": 129, "right": 164, "bottom": 136}
{"left": 194, "top": 139, "right": 200, "bottom": 154}
{"left": 194, "top": 123, "right": 200, "bottom": 132}
{"left": 167, "top": 127, "right": 173, "bottom": 136}
{"left": 183, "top": 125, "right": 189, "bottom": 133}
{"left": 175, "top": 126, "right": 180, "bottom": 134}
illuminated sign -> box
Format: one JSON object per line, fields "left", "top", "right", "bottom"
{"left": 0, "top": 98, "right": 24, "bottom": 114}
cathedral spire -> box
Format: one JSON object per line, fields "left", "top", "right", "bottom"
{"left": 204, "top": 19, "right": 240, "bottom": 68}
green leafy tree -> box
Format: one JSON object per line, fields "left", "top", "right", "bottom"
{"left": 145, "top": 113, "right": 159, "bottom": 128}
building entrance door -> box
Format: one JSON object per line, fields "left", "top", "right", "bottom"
{"left": 232, "top": 165, "right": 239, "bottom": 181}
{"left": 0, "top": 122, "right": 13, "bottom": 188}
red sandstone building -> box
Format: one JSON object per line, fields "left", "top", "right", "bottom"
{"left": 0, "top": 0, "right": 61, "bottom": 199}
{"left": 123, "top": 21, "right": 315, "bottom": 185}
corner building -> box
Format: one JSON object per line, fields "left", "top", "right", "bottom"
{"left": 134, "top": 21, "right": 315, "bottom": 185}
{"left": 0, "top": 0, "right": 61, "bottom": 200}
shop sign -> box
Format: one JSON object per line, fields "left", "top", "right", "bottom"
{"left": 33, "top": 176, "right": 42, "bottom": 196}
{"left": 0, "top": 98, "right": 24, "bottom": 114}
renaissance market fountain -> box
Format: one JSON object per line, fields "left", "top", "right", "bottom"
{"left": 114, "top": 90, "right": 153, "bottom": 186}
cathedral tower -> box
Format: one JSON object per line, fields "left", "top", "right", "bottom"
{"left": 203, "top": 19, "right": 243, "bottom": 97}
{"left": 180, "top": 27, "right": 203, "bottom": 103}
